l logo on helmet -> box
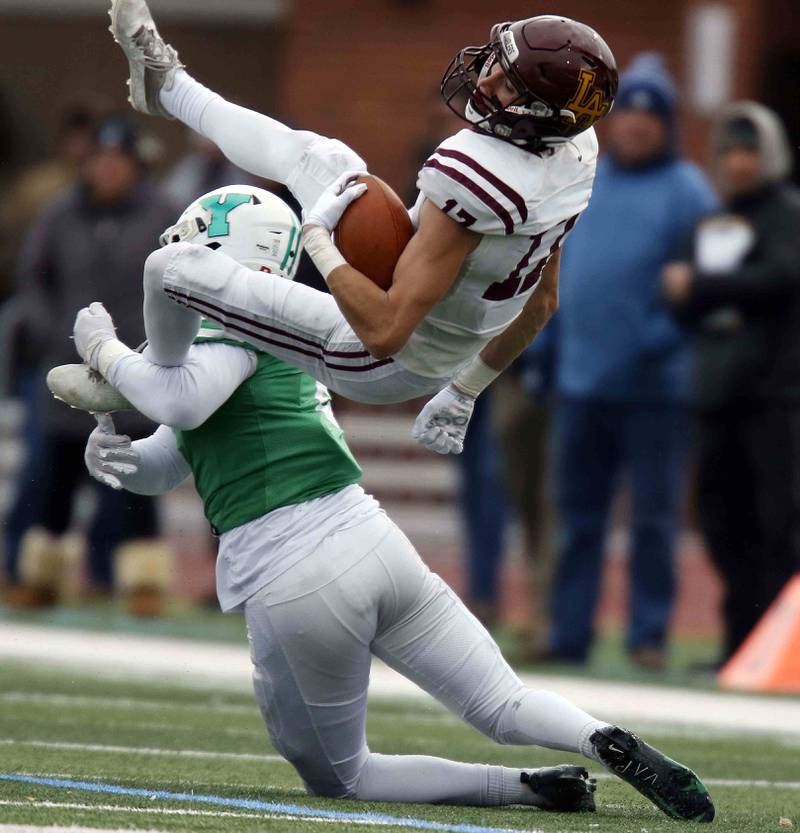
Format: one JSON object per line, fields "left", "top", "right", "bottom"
{"left": 200, "top": 193, "right": 254, "bottom": 238}
{"left": 565, "top": 69, "right": 610, "bottom": 125}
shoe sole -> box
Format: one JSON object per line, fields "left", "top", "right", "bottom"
{"left": 47, "top": 365, "right": 133, "bottom": 414}
{"left": 108, "top": 0, "right": 165, "bottom": 116}
{"left": 592, "top": 727, "right": 714, "bottom": 822}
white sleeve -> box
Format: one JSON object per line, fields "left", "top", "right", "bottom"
{"left": 121, "top": 424, "right": 192, "bottom": 496}
{"left": 106, "top": 342, "right": 257, "bottom": 431}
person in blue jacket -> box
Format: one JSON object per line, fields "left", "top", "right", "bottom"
{"left": 548, "top": 54, "right": 717, "bottom": 669}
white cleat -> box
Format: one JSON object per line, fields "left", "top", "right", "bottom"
{"left": 108, "top": 0, "right": 182, "bottom": 118}
{"left": 47, "top": 364, "right": 133, "bottom": 414}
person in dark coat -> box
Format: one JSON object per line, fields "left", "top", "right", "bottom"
{"left": 5, "top": 116, "right": 178, "bottom": 609}
{"left": 548, "top": 54, "right": 717, "bottom": 668}
{"left": 663, "top": 102, "right": 800, "bottom": 663}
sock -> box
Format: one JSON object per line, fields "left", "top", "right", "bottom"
{"left": 159, "top": 70, "right": 311, "bottom": 188}
{"left": 496, "top": 688, "right": 611, "bottom": 761}
{"left": 355, "top": 753, "right": 542, "bottom": 806}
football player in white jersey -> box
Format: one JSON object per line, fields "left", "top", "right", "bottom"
{"left": 52, "top": 185, "right": 714, "bottom": 820}
{"left": 64, "top": 1, "right": 619, "bottom": 453}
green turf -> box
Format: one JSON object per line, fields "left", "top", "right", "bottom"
{"left": 0, "top": 662, "right": 798, "bottom": 832}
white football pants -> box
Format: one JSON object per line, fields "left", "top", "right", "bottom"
{"left": 145, "top": 72, "right": 444, "bottom": 403}
{"left": 243, "top": 512, "right": 604, "bottom": 803}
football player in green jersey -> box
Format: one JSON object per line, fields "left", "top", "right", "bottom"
{"left": 49, "top": 186, "right": 713, "bottom": 821}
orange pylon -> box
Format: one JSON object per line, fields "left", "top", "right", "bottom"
{"left": 718, "top": 573, "right": 800, "bottom": 693}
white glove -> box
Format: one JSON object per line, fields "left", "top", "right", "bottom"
{"left": 411, "top": 385, "right": 475, "bottom": 455}
{"left": 303, "top": 170, "right": 368, "bottom": 232}
{"left": 74, "top": 302, "right": 117, "bottom": 369}
{"left": 84, "top": 414, "right": 140, "bottom": 490}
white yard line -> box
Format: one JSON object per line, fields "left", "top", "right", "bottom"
{"left": 0, "top": 824, "right": 166, "bottom": 833}
{"left": 1, "top": 622, "right": 798, "bottom": 736}
{"left": 6, "top": 739, "right": 800, "bottom": 792}
{"left": 591, "top": 773, "right": 800, "bottom": 790}
{"left": 0, "top": 739, "right": 284, "bottom": 764}
{"left": 0, "top": 801, "right": 326, "bottom": 824}
{"left": 0, "top": 691, "right": 254, "bottom": 716}
{"left": 0, "top": 800, "right": 547, "bottom": 832}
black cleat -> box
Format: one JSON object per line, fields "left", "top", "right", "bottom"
{"left": 591, "top": 726, "right": 715, "bottom": 822}
{"left": 521, "top": 764, "right": 596, "bottom": 812}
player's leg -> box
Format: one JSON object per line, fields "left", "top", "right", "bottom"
{"left": 110, "top": 0, "right": 365, "bottom": 209}
{"left": 142, "top": 247, "right": 201, "bottom": 366}
{"left": 243, "top": 513, "right": 590, "bottom": 809}
{"left": 144, "top": 242, "right": 438, "bottom": 403}
{"left": 372, "top": 522, "right": 715, "bottom": 822}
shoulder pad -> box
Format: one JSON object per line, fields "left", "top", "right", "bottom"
{"left": 417, "top": 130, "right": 531, "bottom": 236}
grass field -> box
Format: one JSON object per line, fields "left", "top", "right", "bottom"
{"left": 1, "top": 662, "right": 798, "bottom": 833}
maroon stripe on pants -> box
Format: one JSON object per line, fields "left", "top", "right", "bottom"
{"left": 163, "top": 286, "right": 373, "bottom": 360}
{"left": 166, "top": 289, "right": 394, "bottom": 373}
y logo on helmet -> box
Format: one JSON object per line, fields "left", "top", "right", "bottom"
{"left": 200, "top": 193, "right": 254, "bottom": 238}
{"left": 565, "top": 69, "right": 610, "bottom": 126}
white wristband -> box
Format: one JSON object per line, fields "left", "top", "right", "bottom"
{"left": 452, "top": 356, "right": 499, "bottom": 398}
{"left": 95, "top": 339, "right": 136, "bottom": 379}
{"left": 302, "top": 225, "right": 347, "bottom": 281}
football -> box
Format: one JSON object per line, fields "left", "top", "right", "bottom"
{"left": 333, "top": 174, "right": 414, "bottom": 290}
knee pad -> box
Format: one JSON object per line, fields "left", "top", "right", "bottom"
{"left": 143, "top": 246, "right": 180, "bottom": 295}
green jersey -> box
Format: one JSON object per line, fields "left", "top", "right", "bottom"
{"left": 174, "top": 322, "right": 362, "bottom": 534}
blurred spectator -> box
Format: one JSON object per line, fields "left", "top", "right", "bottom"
{"left": 0, "top": 102, "right": 99, "bottom": 305}
{"left": 163, "top": 132, "right": 255, "bottom": 208}
{"left": 664, "top": 102, "right": 800, "bottom": 664}
{"left": 5, "top": 115, "right": 178, "bottom": 612}
{"left": 549, "top": 54, "right": 717, "bottom": 668}
{"left": 493, "top": 327, "right": 557, "bottom": 655}
{"left": 456, "top": 395, "right": 507, "bottom": 628}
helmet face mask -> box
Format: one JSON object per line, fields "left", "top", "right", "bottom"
{"left": 441, "top": 16, "right": 618, "bottom": 151}
{"left": 160, "top": 185, "right": 303, "bottom": 280}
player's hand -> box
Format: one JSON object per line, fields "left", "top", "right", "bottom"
{"left": 74, "top": 302, "right": 118, "bottom": 369}
{"left": 303, "top": 170, "right": 368, "bottom": 232}
{"left": 412, "top": 385, "right": 475, "bottom": 455}
{"left": 84, "top": 414, "right": 139, "bottom": 490}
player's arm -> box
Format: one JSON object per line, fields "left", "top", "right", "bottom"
{"left": 74, "top": 303, "right": 257, "bottom": 430}
{"left": 302, "top": 173, "right": 479, "bottom": 359}
{"left": 412, "top": 251, "right": 560, "bottom": 455}
{"left": 474, "top": 248, "right": 561, "bottom": 375}
{"left": 85, "top": 418, "right": 191, "bottom": 495}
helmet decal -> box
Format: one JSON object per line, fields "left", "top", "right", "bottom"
{"left": 564, "top": 69, "right": 612, "bottom": 127}
{"left": 200, "top": 193, "right": 256, "bottom": 238}
{"left": 500, "top": 29, "right": 519, "bottom": 63}
{"left": 164, "top": 185, "right": 303, "bottom": 280}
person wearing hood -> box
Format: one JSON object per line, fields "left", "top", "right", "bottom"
{"left": 664, "top": 102, "right": 800, "bottom": 664}
{"left": 5, "top": 115, "right": 179, "bottom": 613}
{"left": 547, "top": 54, "right": 717, "bottom": 669}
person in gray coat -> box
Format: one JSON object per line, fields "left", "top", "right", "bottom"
{"left": 5, "top": 116, "right": 178, "bottom": 610}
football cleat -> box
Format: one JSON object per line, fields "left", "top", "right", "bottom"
{"left": 108, "top": 0, "right": 183, "bottom": 118}
{"left": 591, "top": 725, "right": 714, "bottom": 822}
{"left": 521, "top": 764, "right": 596, "bottom": 812}
{"left": 47, "top": 364, "right": 132, "bottom": 414}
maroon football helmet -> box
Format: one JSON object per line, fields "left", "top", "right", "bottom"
{"left": 442, "top": 15, "right": 618, "bottom": 151}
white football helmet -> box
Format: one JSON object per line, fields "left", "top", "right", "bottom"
{"left": 160, "top": 184, "right": 302, "bottom": 279}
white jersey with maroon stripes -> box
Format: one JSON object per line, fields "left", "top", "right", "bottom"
{"left": 395, "top": 127, "right": 598, "bottom": 379}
